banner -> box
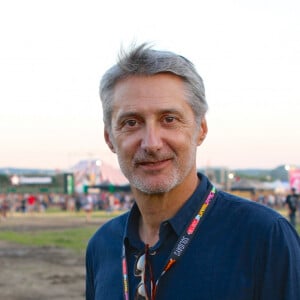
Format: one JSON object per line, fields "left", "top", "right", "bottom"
{"left": 289, "top": 169, "right": 300, "bottom": 192}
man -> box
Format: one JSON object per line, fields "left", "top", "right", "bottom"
{"left": 86, "top": 43, "right": 300, "bottom": 299}
{"left": 285, "top": 187, "right": 299, "bottom": 227}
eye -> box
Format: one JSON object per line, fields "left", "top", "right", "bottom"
{"left": 125, "top": 119, "right": 137, "bottom": 127}
{"left": 163, "top": 116, "right": 176, "bottom": 123}
{"left": 116, "top": 114, "right": 142, "bottom": 132}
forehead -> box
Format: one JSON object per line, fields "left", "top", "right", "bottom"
{"left": 114, "top": 72, "right": 185, "bottom": 94}
{"left": 112, "top": 73, "right": 190, "bottom": 110}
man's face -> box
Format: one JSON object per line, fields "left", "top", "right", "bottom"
{"left": 104, "top": 73, "right": 207, "bottom": 194}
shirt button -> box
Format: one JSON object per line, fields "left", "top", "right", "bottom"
{"left": 149, "top": 250, "right": 156, "bottom": 255}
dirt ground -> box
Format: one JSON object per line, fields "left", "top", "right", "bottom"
{"left": 0, "top": 214, "right": 105, "bottom": 300}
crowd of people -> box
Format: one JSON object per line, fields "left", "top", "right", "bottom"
{"left": 0, "top": 190, "right": 135, "bottom": 221}
{"left": 0, "top": 189, "right": 299, "bottom": 223}
{"left": 0, "top": 188, "right": 299, "bottom": 229}
{"left": 0, "top": 193, "right": 50, "bottom": 217}
{"left": 250, "top": 191, "right": 288, "bottom": 208}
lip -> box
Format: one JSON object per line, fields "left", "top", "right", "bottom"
{"left": 137, "top": 159, "right": 171, "bottom": 171}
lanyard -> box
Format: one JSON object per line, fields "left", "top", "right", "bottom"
{"left": 122, "top": 185, "right": 217, "bottom": 300}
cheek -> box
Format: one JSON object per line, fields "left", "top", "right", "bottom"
{"left": 176, "top": 130, "right": 199, "bottom": 147}
{"left": 114, "top": 134, "right": 139, "bottom": 155}
{"left": 168, "top": 136, "right": 195, "bottom": 159}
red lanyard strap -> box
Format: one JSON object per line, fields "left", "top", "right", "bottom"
{"left": 122, "top": 185, "right": 217, "bottom": 300}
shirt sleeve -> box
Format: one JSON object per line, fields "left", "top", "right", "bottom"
{"left": 255, "top": 217, "right": 300, "bottom": 299}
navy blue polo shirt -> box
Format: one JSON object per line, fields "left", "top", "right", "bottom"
{"left": 86, "top": 174, "right": 300, "bottom": 300}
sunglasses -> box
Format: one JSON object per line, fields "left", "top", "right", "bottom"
{"left": 134, "top": 245, "right": 155, "bottom": 300}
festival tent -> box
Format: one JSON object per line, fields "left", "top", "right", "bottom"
{"left": 70, "top": 160, "right": 128, "bottom": 193}
{"left": 231, "top": 178, "right": 289, "bottom": 194}
{"left": 230, "top": 178, "right": 265, "bottom": 192}
{"left": 263, "top": 180, "right": 290, "bottom": 194}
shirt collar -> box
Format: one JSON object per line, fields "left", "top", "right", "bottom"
{"left": 124, "top": 173, "right": 212, "bottom": 248}
{"left": 124, "top": 202, "right": 144, "bottom": 250}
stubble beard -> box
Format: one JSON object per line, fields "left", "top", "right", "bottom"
{"left": 117, "top": 149, "right": 197, "bottom": 195}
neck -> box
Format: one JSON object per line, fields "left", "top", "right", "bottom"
{"left": 133, "top": 173, "right": 199, "bottom": 246}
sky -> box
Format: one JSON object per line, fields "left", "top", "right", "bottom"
{"left": 0, "top": 0, "right": 299, "bottom": 171}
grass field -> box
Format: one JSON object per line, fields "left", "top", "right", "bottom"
{"left": 0, "top": 210, "right": 121, "bottom": 254}
{"left": 0, "top": 209, "right": 299, "bottom": 254}
{"left": 0, "top": 226, "right": 99, "bottom": 253}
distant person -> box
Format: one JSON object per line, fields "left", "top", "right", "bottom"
{"left": 27, "top": 194, "right": 36, "bottom": 214}
{"left": 83, "top": 194, "right": 93, "bottom": 222}
{"left": 21, "top": 194, "right": 27, "bottom": 213}
{"left": 74, "top": 193, "right": 82, "bottom": 212}
{"left": 267, "top": 193, "right": 276, "bottom": 208}
{"left": 285, "top": 187, "right": 299, "bottom": 227}
{"left": 0, "top": 195, "right": 9, "bottom": 219}
{"left": 249, "top": 190, "right": 258, "bottom": 202}
{"left": 86, "top": 43, "right": 300, "bottom": 299}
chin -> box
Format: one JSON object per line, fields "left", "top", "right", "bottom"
{"left": 131, "top": 177, "right": 179, "bottom": 195}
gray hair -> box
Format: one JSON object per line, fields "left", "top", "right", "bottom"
{"left": 99, "top": 43, "right": 208, "bottom": 129}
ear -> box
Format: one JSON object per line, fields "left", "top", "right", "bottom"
{"left": 104, "top": 128, "right": 116, "bottom": 153}
{"left": 197, "top": 118, "right": 208, "bottom": 146}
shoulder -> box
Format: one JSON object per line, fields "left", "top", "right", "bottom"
{"left": 214, "top": 190, "right": 289, "bottom": 233}
{"left": 212, "top": 190, "right": 300, "bottom": 252}
{"left": 216, "top": 190, "right": 280, "bottom": 215}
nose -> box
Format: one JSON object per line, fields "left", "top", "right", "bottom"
{"left": 141, "top": 123, "right": 163, "bottom": 153}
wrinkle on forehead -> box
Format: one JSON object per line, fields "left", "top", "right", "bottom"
{"left": 112, "top": 73, "right": 187, "bottom": 102}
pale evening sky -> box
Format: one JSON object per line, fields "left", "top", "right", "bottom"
{"left": 0, "top": 0, "right": 299, "bottom": 171}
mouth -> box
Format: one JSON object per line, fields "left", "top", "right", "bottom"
{"left": 136, "top": 158, "right": 172, "bottom": 171}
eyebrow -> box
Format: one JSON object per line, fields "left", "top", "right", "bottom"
{"left": 116, "top": 108, "right": 183, "bottom": 120}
